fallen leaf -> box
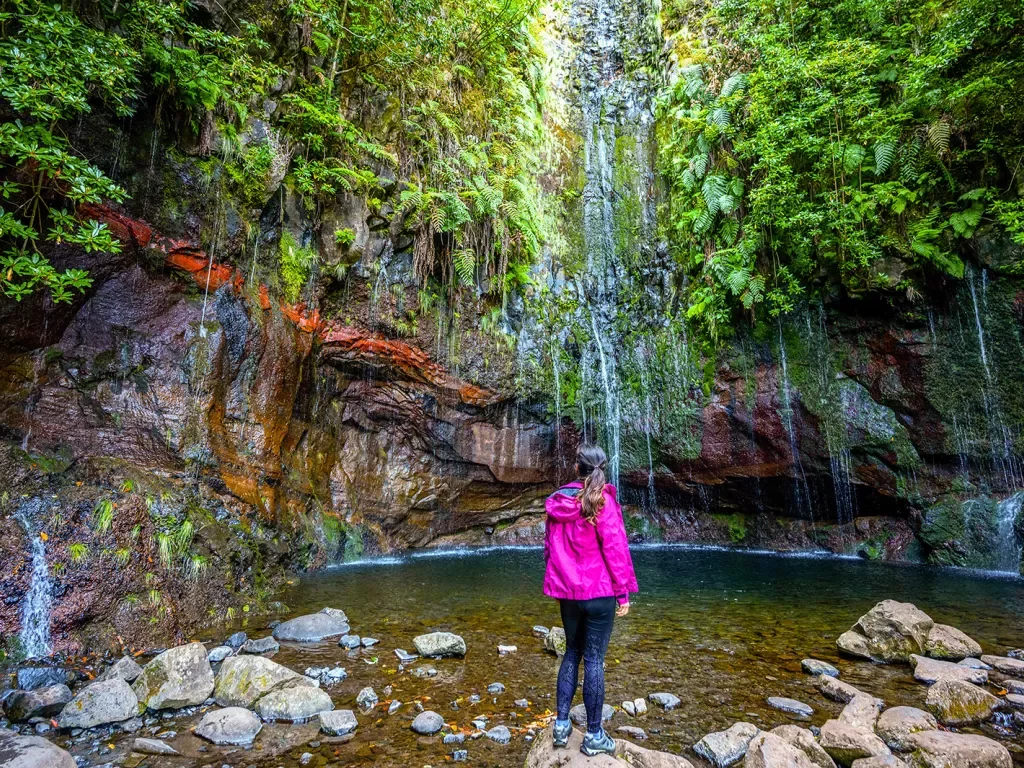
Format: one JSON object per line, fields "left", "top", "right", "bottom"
{"left": 39, "top": 532, "right": 48, "bottom": 541}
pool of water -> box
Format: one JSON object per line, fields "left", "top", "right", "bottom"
{"left": 71, "top": 546, "right": 1024, "bottom": 767}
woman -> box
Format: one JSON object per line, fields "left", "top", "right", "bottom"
{"left": 543, "top": 444, "right": 638, "bottom": 755}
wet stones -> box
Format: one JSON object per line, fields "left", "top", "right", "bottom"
{"left": 394, "top": 649, "right": 418, "bottom": 662}
{"left": 648, "top": 692, "right": 681, "bottom": 710}
{"left": 226, "top": 631, "right": 247, "bottom": 649}
{"left": 693, "top": 721, "right": 759, "bottom": 767}
{"left": 923, "top": 624, "right": 982, "bottom": 661}
{"left": 570, "top": 703, "right": 614, "bottom": 726}
{"left": 414, "top": 632, "right": 467, "bottom": 658}
{"left": 132, "top": 642, "right": 215, "bottom": 710}
{"left": 876, "top": 707, "right": 938, "bottom": 752}
{"left": 273, "top": 611, "right": 350, "bottom": 642}
{"left": 5, "top": 684, "right": 72, "bottom": 721}
{"left": 498, "top": 645, "right": 518, "bottom": 655}
{"left": 339, "top": 634, "right": 361, "bottom": 649}
{"left": 356, "top": 687, "right": 378, "bottom": 710}
{"left": 486, "top": 725, "right": 512, "bottom": 744}
{"left": 768, "top": 697, "right": 814, "bottom": 717}
{"left": 57, "top": 678, "right": 139, "bottom": 729}
{"left": 837, "top": 601, "right": 933, "bottom": 663}
{"left": 304, "top": 666, "right": 348, "bottom": 686}
{"left": 240, "top": 636, "right": 280, "bottom": 654}
{"left": 411, "top": 710, "right": 444, "bottom": 735}
{"left": 910, "top": 654, "right": 987, "bottom": 685}
{"left": 819, "top": 719, "right": 890, "bottom": 764}
{"left": 817, "top": 675, "right": 867, "bottom": 704}
{"left": 487, "top": 682, "right": 505, "bottom": 694}
{"left": 319, "top": 708, "right": 358, "bottom": 736}
{"left": 544, "top": 627, "right": 566, "bottom": 656}
{"left": 802, "top": 659, "right": 840, "bottom": 678}
{"left": 195, "top": 706, "right": 263, "bottom": 745}
{"left": 255, "top": 685, "right": 333, "bottom": 722}
{"left": 906, "top": 731, "right": 1011, "bottom": 768}
{"left": 0, "top": 728, "right": 76, "bottom": 768}
{"left": 980, "top": 655, "right": 1024, "bottom": 676}
{"left": 924, "top": 679, "right": 999, "bottom": 726}
{"left": 16, "top": 667, "right": 70, "bottom": 691}
{"left": 206, "top": 646, "right": 233, "bottom": 663}
{"left": 214, "top": 655, "right": 312, "bottom": 708}
{"left": 131, "top": 737, "right": 179, "bottom": 755}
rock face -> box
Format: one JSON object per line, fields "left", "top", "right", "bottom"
{"left": 0, "top": 728, "right": 76, "bottom": 768}
{"left": 876, "top": 707, "right": 938, "bottom": 752}
{"left": 132, "top": 642, "right": 215, "bottom": 710}
{"left": 525, "top": 726, "right": 695, "bottom": 768}
{"left": 273, "top": 613, "right": 351, "bottom": 642}
{"left": 255, "top": 685, "right": 333, "bottom": 721}
{"left": 195, "top": 706, "right": 263, "bottom": 745}
{"left": 906, "top": 731, "right": 1011, "bottom": 768}
{"left": 57, "top": 678, "right": 139, "bottom": 729}
{"left": 744, "top": 732, "right": 819, "bottom": 768}
{"left": 4, "top": 684, "right": 72, "bottom": 721}
{"left": 413, "top": 632, "right": 467, "bottom": 658}
{"left": 924, "top": 624, "right": 982, "bottom": 661}
{"left": 910, "top": 654, "right": 987, "bottom": 685}
{"left": 214, "top": 654, "right": 312, "bottom": 707}
{"left": 924, "top": 679, "right": 999, "bottom": 726}
{"left": 694, "top": 722, "right": 760, "bottom": 767}
{"left": 837, "top": 601, "right": 933, "bottom": 663}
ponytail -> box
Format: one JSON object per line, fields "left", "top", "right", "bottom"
{"left": 576, "top": 444, "right": 608, "bottom": 523}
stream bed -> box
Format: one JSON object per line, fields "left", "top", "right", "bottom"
{"left": 61, "top": 546, "right": 1024, "bottom": 766}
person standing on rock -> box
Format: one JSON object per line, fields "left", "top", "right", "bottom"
{"left": 544, "top": 443, "right": 638, "bottom": 756}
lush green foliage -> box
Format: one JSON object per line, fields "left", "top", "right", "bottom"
{"left": 659, "top": 0, "right": 1024, "bottom": 338}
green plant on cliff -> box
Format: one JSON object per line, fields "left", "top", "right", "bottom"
{"left": 660, "top": 0, "right": 1024, "bottom": 339}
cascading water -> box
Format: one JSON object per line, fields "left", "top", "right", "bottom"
{"left": 776, "top": 322, "right": 812, "bottom": 520}
{"left": 16, "top": 509, "right": 53, "bottom": 658}
{"left": 993, "top": 492, "right": 1024, "bottom": 573}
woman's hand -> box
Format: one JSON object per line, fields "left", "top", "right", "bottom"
{"left": 616, "top": 602, "right": 630, "bottom": 617}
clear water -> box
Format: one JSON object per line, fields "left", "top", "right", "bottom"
{"left": 17, "top": 512, "right": 52, "bottom": 658}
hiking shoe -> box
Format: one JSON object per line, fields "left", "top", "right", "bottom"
{"left": 552, "top": 719, "right": 572, "bottom": 748}
{"left": 581, "top": 728, "right": 615, "bottom": 756}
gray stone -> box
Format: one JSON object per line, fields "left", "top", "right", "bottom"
{"left": 910, "top": 654, "right": 987, "bottom": 685}
{"left": 488, "top": 682, "right": 505, "bottom": 694}
{"left": 256, "top": 685, "right": 333, "bottom": 721}
{"left": 544, "top": 627, "right": 566, "bottom": 656}
{"left": 96, "top": 656, "right": 144, "bottom": 684}
{"left": 394, "top": 649, "right": 418, "bottom": 662}
{"left": 618, "top": 725, "right": 648, "bottom": 740}
{"left": 57, "top": 679, "right": 139, "bottom": 729}
{"left": 498, "top": 645, "right": 517, "bottom": 655}
{"left": 745, "top": 732, "right": 819, "bottom": 768}
{"left": 924, "top": 624, "right": 982, "bottom": 662}
{"left": 925, "top": 679, "right": 999, "bottom": 726}
{"left": 817, "top": 675, "right": 867, "bottom": 704}
{"left": 320, "top": 709, "right": 358, "bottom": 735}
{"left": 819, "top": 720, "right": 891, "bottom": 764}
{"left": 320, "top": 607, "right": 349, "bottom": 621}
{"left": 0, "top": 728, "right": 76, "bottom": 768}
{"left": 272, "top": 613, "right": 350, "bottom": 642}
{"left": 214, "top": 655, "right": 312, "bottom": 708}
{"left": 206, "top": 646, "right": 233, "bottom": 663}
{"left": 226, "top": 631, "right": 247, "bottom": 649}
{"left": 486, "top": 725, "right": 512, "bottom": 744}
{"left": 453, "top": 749, "right": 469, "bottom": 761}
{"left": 411, "top": 710, "right": 444, "bottom": 735}
{"left": 570, "top": 703, "right": 614, "bottom": 726}
{"left": 906, "top": 731, "right": 1011, "bottom": 768}
{"left": 361, "top": 637, "right": 379, "bottom": 647}
{"left": 648, "top": 692, "right": 681, "bottom": 710}
{"left": 525, "top": 726, "right": 696, "bottom": 768}
{"left": 802, "top": 659, "right": 840, "bottom": 678}
{"left": 132, "top": 737, "right": 179, "bottom": 755}
{"left": 623, "top": 700, "right": 636, "bottom": 716}
{"left": 838, "top": 695, "right": 884, "bottom": 732}
{"left": 694, "top": 721, "right": 759, "bottom": 767}
{"left": 388, "top": 700, "right": 401, "bottom": 714}
{"left": 837, "top": 601, "right": 934, "bottom": 663}
{"left": 958, "top": 657, "right": 992, "bottom": 670}
{"left": 445, "top": 732, "right": 466, "bottom": 744}
{"left": 876, "top": 707, "right": 937, "bottom": 752}
{"left": 304, "top": 666, "right": 347, "bottom": 685}
{"left": 634, "top": 697, "right": 648, "bottom": 715}
{"left": 339, "top": 634, "right": 361, "bottom": 649}
{"left": 850, "top": 757, "right": 908, "bottom": 768}
{"left": 132, "top": 643, "right": 215, "bottom": 710}
{"left": 980, "top": 654, "right": 1024, "bottom": 676}
{"left": 1002, "top": 693, "right": 1024, "bottom": 709}
{"left": 240, "top": 636, "right": 280, "bottom": 654}
{"left": 771, "top": 725, "right": 837, "bottom": 768}
{"left": 356, "top": 687, "right": 378, "bottom": 709}
{"left": 533, "top": 625, "right": 549, "bottom": 636}
{"left": 195, "top": 706, "right": 263, "bottom": 745}
{"left": 413, "top": 632, "right": 467, "bottom": 658}
{"left": 411, "top": 666, "right": 437, "bottom": 678}
{"left": 4, "top": 684, "right": 72, "bottom": 722}
{"left": 1005, "top": 679, "right": 1024, "bottom": 694}
{"left": 767, "top": 697, "right": 814, "bottom": 717}
{"left": 515, "top": 699, "right": 530, "bottom": 708}
{"left": 16, "top": 667, "right": 69, "bottom": 691}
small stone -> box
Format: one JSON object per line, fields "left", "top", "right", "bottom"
{"left": 256, "top": 686, "right": 334, "bottom": 722}
{"left": 485, "top": 725, "right": 512, "bottom": 744}
{"left": 694, "top": 721, "right": 759, "bottom": 767}
{"left": 225, "top": 632, "right": 247, "bottom": 649}
{"left": 411, "top": 710, "right": 444, "bottom": 735}
{"left": 487, "top": 682, "right": 505, "bottom": 694}
{"left": 622, "top": 700, "right": 636, "bottom": 716}
{"left": 617, "top": 725, "right": 648, "bottom": 740}
{"left": 194, "top": 707, "right": 262, "bottom": 746}
{"left": 468, "top": 694, "right": 482, "bottom": 705}
{"left": 498, "top": 645, "right": 517, "bottom": 655}
{"left": 132, "top": 738, "right": 178, "bottom": 756}
{"left": 414, "top": 632, "right": 467, "bottom": 658}
{"left": 388, "top": 700, "right": 401, "bottom": 714}
{"left": 767, "top": 697, "right": 813, "bottom": 716}
{"left": 911, "top": 654, "right": 987, "bottom": 685}
{"left": 515, "top": 699, "right": 529, "bottom": 708}
{"left": 361, "top": 637, "right": 379, "bottom": 647}
{"left": 272, "top": 613, "right": 350, "bottom": 642}
{"left": 299, "top": 752, "right": 313, "bottom": 765}
{"left": 543, "top": 628, "right": 566, "bottom": 656}
{"left": 206, "top": 647, "right": 233, "bottom": 663}
{"left": 980, "top": 654, "right": 1024, "bottom": 676}
{"left": 633, "top": 697, "right": 647, "bottom": 715}
{"left": 1003, "top": 679, "right": 1024, "bottom": 694}
{"left": 96, "top": 657, "right": 144, "bottom": 685}
{"left": 569, "top": 703, "right": 614, "bottom": 726}
{"left": 648, "top": 692, "right": 681, "bottom": 710}
{"left": 319, "top": 709, "right": 358, "bottom": 736}
{"left": 453, "top": 749, "right": 469, "bottom": 761}
{"left": 339, "top": 634, "right": 361, "bottom": 649}
{"left": 444, "top": 733, "right": 466, "bottom": 744}
{"left": 394, "top": 649, "right": 418, "bottom": 662}
{"left": 816, "top": 674, "right": 866, "bottom": 703}
{"left": 802, "top": 659, "right": 840, "bottom": 678}
{"left": 532, "top": 625, "right": 549, "bottom": 636}
{"left": 239, "top": 636, "right": 279, "bottom": 654}
{"left": 356, "top": 687, "right": 378, "bottom": 710}
{"left": 411, "top": 666, "right": 438, "bottom": 679}
{"left": 958, "top": 657, "right": 992, "bottom": 670}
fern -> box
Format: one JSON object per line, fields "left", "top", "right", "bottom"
{"left": 710, "top": 107, "right": 731, "bottom": 129}
{"left": 927, "top": 121, "right": 951, "bottom": 155}
{"left": 453, "top": 248, "right": 476, "bottom": 286}
{"left": 873, "top": 141, "right": 897, "bottom": 175}
{"left": 842, "top": 144, "right": 866, "bottom": 174}
{"left": 720, "top": 72, "right": 748, "bottom": 98}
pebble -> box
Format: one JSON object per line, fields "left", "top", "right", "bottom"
{"left": 487, "top": 682, "right": 505, "bottom": 694}
{"left": 498, "top": 645, "right": 518, "bottom": 655}
{"left": 514, "top": 699, "right": 529, "bottom": 708}
{"left": 453, "top": 749, "right": 469, "bottom": 761}
{"left": 339, "top": 634, "right": 361, "bottom": 649}
{"left": 533, "top": 626, "right": 549, "bottom": 636}
{"left": 388, "top": 700, "right": 401, "bottom": 714}
{"left": 622, "top": 700, "right": 636, "bottom": 716}
{"left": 411, "top": 666, "right": 438, "bottom": 679}
{"left": 468, "top": 694, "right": 481, "bottom": 705}
{"left": 444, "top": 733, "right": 466, "bottom": 744}
{"left": 633, "top": 697, "right": 648, "bottom": 715}
{"left": 617, "top": 725, "right": 648, "bottom": 740}
{"left": 356, "top": 687, "right": 378, "bottom": 710}
{"left": 411, "top": 711, "right": 444, "bottom": 735}
{"left": 648, "top": 692, "right": 681, "bottom": 710}
{"left": 299, "top": 752, "right": 313, "bottom": 765}
{"left": 394, "top": 649, "right": 418, "bottom": 662}
{"left": 362, "top": 637, "right": 379, "bottom": 647}
{"left": 802, "top": 659, "right": 840, "bottom": 677}
{"left": 486, "top": 725, "right": 512, "bottom": 744}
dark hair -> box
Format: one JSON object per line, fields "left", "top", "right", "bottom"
{"left": 576, "top": 444, "right": 607, "bottom": 523}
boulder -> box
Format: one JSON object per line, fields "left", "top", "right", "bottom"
{"left": 819, "top": 720, "right": 890, "bottom": 765}
{"left": 320, "top": 607, "right": 348, "bottom": 621}
{"left": 924, "top": 625, "right": 982, "bottom": 661}
{"left": 195, "top": 706, "right": 263, "bottom": 745}
{"left": 0, "top": 728, "right": 76, "bottom": 768}
{"left": 256, "top": 685, "right": 333, "bottom": 721}
{"left": 802, "top": 660, "right": 840, "bottom": 678}
{"left": 214, "top": 654, "right": 313, "bottom": 708}
{"left": 924, "top": 679, "right": 999, "bottom": 726}
{"left": 240, "top": 636, "right": 280, "bottom": 654}
{"left": 320, "top": 708, "right": 358, "bottom": 735}
{"left": 544, "top": 627, "right": 566, "bottom": 656}
{"left": 837, "top": 601, "right": 933, "bottom": 663}
{"left": 132, "top": 738, "right": 179, "bottom": 755}
{"left": 744, "top": 732, "right": 819, "bottom": 768}
{"left": 57, "top": 678, "right": 139, "bottom": 729}
{"left": 876, "top": 707, "right": 937, "bottom": 752}
{"left": 694, "top": 722, "right": 760, "bottom": 767}
{"left": 905, "top": 731, "right": 1011, "bottom": 768}
{"left": 411, "top": 710, "right": 444, "bottom": 735}
{"left": 958, "top": 658, "right": 991, "bottom": 670}
{"left": 979, "top": 655, "right": 1024, "bottom": 676}
{"left": 817, "top": 675, "right": 867, "bottom": 704}
{"left": 96, "top": 656, "right": 144, "bottom": 684}
{"left": 4, "top": 684, "right": 71, "bottom": 721}
{"left": 1003, "top": 679, "right": 1024, "bottom": 694}
{"left": 850, "top": 758, "right": 907, "bottom": 768}
{"left": 649, "top": 692, "right": 681, "bottom": 710}
{"left": 339, "top": 634, "right": 361, "bottom": 649}
{"left": 207, "top": 646, "right": 233, "bottom": 663}
{"left": 838, "top": 695, "right": 883, "bottom": 732}
{"left": 525, "top": 725, "right": 695, "bottom": 767}
{"left": 132, "top": 642, "right": 215, "bottom": 710}
{"left": 272, "top": 612, "right": 350, "bottom": 642}
{"left": 16, "top": 667, "right": 69, "bottom": 691}
{"left": 910, "top": 654, "right": 987, "bottom": 685}
{"left": 226, "top": 631, "right": 247, "bottom": 649}
{"left": 569, "top": 703, "right": 614, "bottom": 727}
{"left": 771, "top": 725, "right": 837, "bottom": 768}
{"left": 413, "top": 632, "right": 467, "bottom": 658}
{"left": 767, "top": 697, "right": 813, "bottom": 716}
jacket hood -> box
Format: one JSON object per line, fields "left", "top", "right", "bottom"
{"left": 545, "top": 482, "right": 619, "bottom": 523}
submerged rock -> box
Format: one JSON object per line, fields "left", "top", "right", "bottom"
{"left": 273, "top": 612, "right": 350, "bottom": 642}
{"left": 57, "top": 678, "right": 138, "bottom": 729}
{"left": 4, "top": 684, "right": 72, "bottom": 722}
{"left": 394, "top": 648, "right": 418, "bottom": 662}
{"left": 96, "top": 656, "right": 144, "bottom": 684}
{"left": 817, "top": 675, "right": 867, "bottom": 704}
{"left": 0, "top": 728, "right": 76, "bottom": 768}
{"left": 924, "top": 624, "right": 982, "bottom": 661}
{"left": 195, "top": 706, "right": 263, "bottom": 745}
{"left": 876, "top": 707, "right": 937, "bottom": 752}
{"left": 256, "top": 685, "right": 333, "bottom": 721}
{"left": 214, "top": 654, "right": 312, "bottom": 708}
{"left": 320, "top": 708, "right": 358, "bottom": 735}
{"left": 132, "top": 642, "right": 215, "bottom": 711}
{"left": 767, "top": 697, "right": 813, "bottom": 716}
{"left": 132, "top": 737, "right": 179, "bottom": 755}
{"left": 802, "top": 659, "right": 840, "bottom": 678}
{"left": 910, "top": 654, "right": 987, "bottom": 685}
{"left": 837, "top": 600, "right": 933, "bottom": 663}
{"left": 525, "top": 725, "right": 695, "bottom": 767}
{"left": 304, "top": 666, "right": 348, "bottom": 685}
{"left": 925, "top": 679, "right": 999, "bottom": 726}
{"left": 356, "top": 686, "right": 378, "bottom": 710}
{"left": 240, "top": 636, "right": 280, "bottom": 654}
{"left": 906, "top": 731, "right": 1011, "bottom": 768}
{"left": 693, "top": 721, "right": 760, "bottom": 767}
{"left": 414, "top": 632, "right": 467, "bottom": 658}
{"left": 411, "top": 710, "right": 444, "bottom": 734}
{"left": 486, "top": 724, "right": 512, "bottom": 743}
{"left": 206, "top": 646, "right": 233, "bottom": 663}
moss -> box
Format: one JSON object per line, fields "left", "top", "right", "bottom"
{"left": 278, "top": 229, "right": 317, "bottom": 304}
{"left": 918, "top": 496, "right": 1005, "bottom": 568}
{"left": 713, "top": 513, "right": 748, "bottom": 543}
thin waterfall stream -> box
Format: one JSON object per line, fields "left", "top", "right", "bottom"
{"left": 16, "top": 509, "right": 53, "bottom": 659}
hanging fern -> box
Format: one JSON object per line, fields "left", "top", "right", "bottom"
{"left": 452, "top": 248, "right": 476, "bottom": 287}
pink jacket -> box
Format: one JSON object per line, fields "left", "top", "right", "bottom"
{"left": 543, "top": 482, "right": 638, "bottom": 605}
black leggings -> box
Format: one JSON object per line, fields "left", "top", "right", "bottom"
{"left": 556, "top": 596, "right": 616, "bottom": 733}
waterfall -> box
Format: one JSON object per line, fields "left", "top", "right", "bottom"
{"left": 994, "top": 492, "right": 1024, "bottom": 573}
{"left": 17, "top": 511, "right": 53, "bottom": 658}
{"left": 777, "top": 321, "right": 812, "bottom": 519}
